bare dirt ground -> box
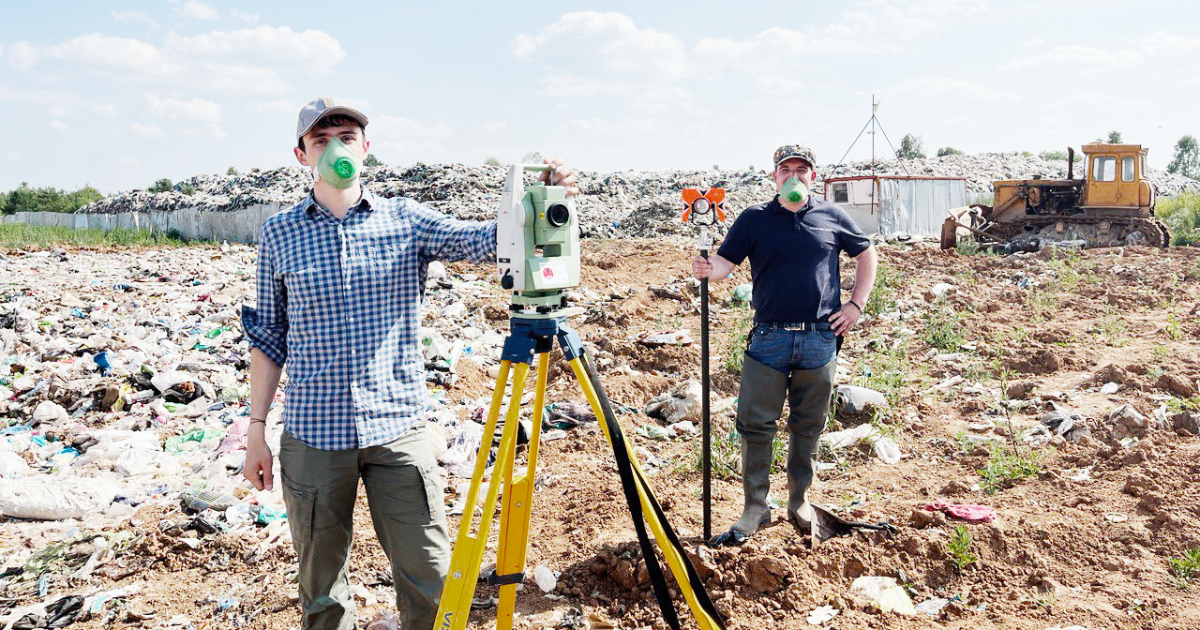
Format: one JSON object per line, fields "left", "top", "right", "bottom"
{"left": 6, "top": 238, "right": 1200, "bottom": 630}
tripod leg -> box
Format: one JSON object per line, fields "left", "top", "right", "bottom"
{"left": 568, "top": 355, "right": 725, "bottom": 630}
{"left": 436, "top": 361, "right": 529, "bottom": 630}
{"left": 494, "top": 351, "right": 549, "bottom": 629}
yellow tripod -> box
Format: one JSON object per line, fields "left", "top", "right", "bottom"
{"left": 436, "top": 314, "right": 724, "bottom": 630}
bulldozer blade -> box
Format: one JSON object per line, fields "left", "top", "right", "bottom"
{"left": 809, "top": 504, "right": 897, "bottom": 547}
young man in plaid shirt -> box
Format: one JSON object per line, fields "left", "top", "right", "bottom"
{"left": 241, "top": 97, "right": 577, "bottom": 630}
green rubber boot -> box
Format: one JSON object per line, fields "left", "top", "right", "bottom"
{"left": 714, "top": 355, "right": 787, "bottom": 545}
{"left": 786, "top": 358, "right": 837, "bottom": 529}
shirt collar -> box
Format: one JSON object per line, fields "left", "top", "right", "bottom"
{"left": 303, "top": 186, "right": 377, "bottom": 221}
{"left": 769, "top": 195, "right": 814, "bottom": 216}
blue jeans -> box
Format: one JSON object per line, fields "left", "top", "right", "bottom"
{"left": 746, "top": 325, "right": 838, "bottom": 374}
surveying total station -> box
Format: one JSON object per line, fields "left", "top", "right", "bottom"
{"left": 436, "top": 165, "right": 725, "bottom": 630}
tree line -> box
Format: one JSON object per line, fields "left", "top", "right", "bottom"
{"left": 0, "top": 183, "right": 104, "bottom": 215}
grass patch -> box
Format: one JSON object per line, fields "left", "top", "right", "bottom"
{"left": 922, "top": 298, "right": 965, "bottom": 351}
{"left": 947, "top": 525, "right": 978, "bottom": 570}
{"left": 980, "top": 446, "right": 1043, "bottom": 495}
{"left": 954, "top": 235, "right": 990, "bottom": 256}
{"left": 673, "top": 430, "right": 740, "bottom": 480}
{"left": 0, "top": 224, "right": 192, "bottom": 248}
{"left": 1166, "top": 311, "right": 1183, "bottom": 341}
{"left": 1097, "top": 311, "right": 1130, "bottom": 347}
{"left": 1023, "top": 287, "right": 1057, "bottom": 322}
{"left": 1169, "top": 547, "right": 1200, "bottom": 589}
{"left": 723, "top": 302, "right": 753, "bottom": 374}
{"left": 854, "top": 337, "right": 910, "bottom": 407}
{"left": 865, "top": 264, "right": 907, "bottom": 316}
{"left": 1157, "top": 192, "right": 1200, "bottom": 247}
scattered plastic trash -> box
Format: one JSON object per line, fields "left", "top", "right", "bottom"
{"left": 805, "top": 605, "right": 839, "bottom": 625}
{"left": 637, "top": 329, "right": 694, "bottom": 347}
{"left": 835, "top": 385, "right": 887, "bottom": 415}
{"left": 846, "top": 576, "right": 897, "bottom": 608}
{"left": 644, "top": 381, "right": 701, "bottom": 424}
{"left": 0, "top": 476, "right": 119, "bottom": 520}
{"left": 925, "top": 499, "right": 996, "bottom": 523}
{"left": 533, "top": 564, "right": 558, "bottom": 593}
{"left": 731, "top": 283, "right": 753, "bottom": 303}
{"left": 915, "top": 597, "right": 950, "bottom": 616}
{"left": 1100, "top": 382, "right": 1119, "bottom": 394}
{"left": 875, "top": 586, "right": 916, "bottom": 615}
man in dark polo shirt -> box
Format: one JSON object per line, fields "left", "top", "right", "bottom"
{"left": 692, "top": 145, "right": 877, "bottom": 545}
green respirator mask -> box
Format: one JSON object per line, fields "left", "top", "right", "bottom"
{"left": 316, "top": 137, "right": 362, "bottom": 189}
{"left": 780, "top": 176, "right": 809, "bottom": 204}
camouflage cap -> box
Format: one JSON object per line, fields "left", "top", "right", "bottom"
{"left": 773, "top": 145, "right": 816, "bottom": 168}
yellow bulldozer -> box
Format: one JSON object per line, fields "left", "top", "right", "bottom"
{"left": 941, "top": 143, "right": 1169, "bottom": 251}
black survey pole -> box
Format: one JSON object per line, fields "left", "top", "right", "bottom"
{"left": 700, "top": 246, "right": 712, "bottom": 541}
{"left": 682, "top": 187, "right": 723, "bottom": 544}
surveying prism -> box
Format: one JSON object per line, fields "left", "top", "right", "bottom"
{"left": 681, "top": 187, "right": 725, "bottom": 542}
{"left": 436, "top": 165, "right": 724, "bottom": 630}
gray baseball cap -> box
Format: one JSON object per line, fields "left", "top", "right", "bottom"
{"left": 296, "top": 97, "right": 369, "bottom": 141}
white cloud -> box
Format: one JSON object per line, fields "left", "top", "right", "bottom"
{"left": 93, "top": 104, "right": 118, "bottom": 117}
{"left": 514, "top": 12, "right": 691, "bottom": 82}
{"left": 883, "top": 77, "right": 1015, "bottom": 101}
{"left": 50, "top": 121, "right": 68, "bottom": 133}
{"left": 111, "top": 10, "right": 159, "bottom": 28}
{"left": 231, "top": 9, "right": 259, "bottom": 23}
{"left": 7, "top": 41, "right": 38, "bottom": 71}
{"left": 146, "top": 94, "right": 222, "bottom": 123}
{"left": 567, "top": 117, "right": 656, "bottom": 137}
{"left": 48, "top": 34, "right": 176, "bottom": 74}
{"left": 1002, "top": 44, "right": 1139, "bottom": 71}
{"left": 49, "top": 104, "right": 69, "bottom": 118}
{"left": 1022, "top": 38, "right": 1043, "bottom": 49}
{"left": 371, "top": 115, "right": 455, "bottom": 152}
{"left": 1002, "top": 32, "right": 1200, "bottom": 73}
{"left": 178, "top": 1, "right": 218, "bottom": 20}
{"left": 754, "top": 74, "right": 806, "bottom": 95}
{"left": 482, "top": 121, "right": 507, "bottom": 133}
{"left": 0, "top": 86, "right": 67, "bottom": 104}
{"left": 247, "top": 99, "right": 298, "bottom": 115}
{"left": 131, "top": 123, "right": 166, "bottom": 138}
{"left": 6, "top": 151, "right": 19, "bottom": 161}
{"left": 177, "top": 122, "right": 227, "bottom": 140}
{"left": 165, "top": 26, "right": 346, "bottom": 71}
{"left": 195, "top": 62, "right": 291, "bottom": 94}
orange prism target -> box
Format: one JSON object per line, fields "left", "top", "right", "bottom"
{"left": 681, "top": 188, "right": 726, "bottom": 224}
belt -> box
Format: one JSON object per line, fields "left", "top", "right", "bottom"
{"left": 756, "top": 321, "right": 832, "bottom": 331}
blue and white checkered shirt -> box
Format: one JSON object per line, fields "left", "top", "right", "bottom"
{"left": 241, "top": 189, "right": 496, "bottom": 450}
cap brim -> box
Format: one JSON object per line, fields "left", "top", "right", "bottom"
{"left": 775, "top": 155, "right": 815, "bottom": 168}
{"left": 297, "top": 106, "right": 370, "bottom": 140}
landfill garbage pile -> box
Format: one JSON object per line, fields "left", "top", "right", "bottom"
{"left": 78, "top": 152, "right": 1200, "bottom": 238}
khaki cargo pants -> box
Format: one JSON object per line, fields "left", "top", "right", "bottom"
{"left": 279, "top": 426, "right": 450, "bottom": 630}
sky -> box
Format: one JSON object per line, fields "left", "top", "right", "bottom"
{"left": 1, "top": 0, "right": 1198, "bottom": 194}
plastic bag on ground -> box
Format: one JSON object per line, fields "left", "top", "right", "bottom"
{"left": 0, "top": 451, "right": 31, "bottom": 478}
{"left": 821, "top": 424, "right": 879, "bottom": 450}
{"left": 0, "top": 476, "right": 119, "bottom": 519}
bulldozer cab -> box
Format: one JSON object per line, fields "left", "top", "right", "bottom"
{"left": 1081, "top": 143, "right": 1154, "bottom": 211}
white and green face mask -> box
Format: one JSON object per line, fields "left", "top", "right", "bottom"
{"left": 316, "top": 137, "right": 362, "bottom": 189}
{"left": 780, "top": 176, "right": 809, "bottom": 204}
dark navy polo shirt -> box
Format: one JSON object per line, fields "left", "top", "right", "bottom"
{"left": 717, "top": 196, "right": 871, "bottom": 323}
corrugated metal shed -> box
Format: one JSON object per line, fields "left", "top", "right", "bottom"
{"left": 824, "top": 175, "right": 967, "bottom": 238}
